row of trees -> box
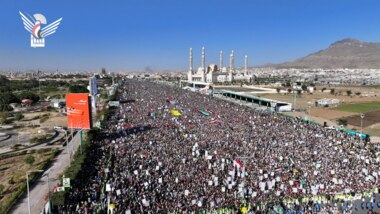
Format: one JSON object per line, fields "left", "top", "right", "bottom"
{"left": 0, "top": 92, "right": 41, "bottom": 111}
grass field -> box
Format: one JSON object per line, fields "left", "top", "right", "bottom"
{"left": 369, "top": 84, "right": 380, "bottom": 89}
{"left": 335, "top": 102, "right": 380, "bottom": 113}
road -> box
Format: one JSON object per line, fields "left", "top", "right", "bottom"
{"left": 10, "top": 132, "right": 81, "bottom": 214}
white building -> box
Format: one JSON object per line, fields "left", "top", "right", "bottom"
{"left": 187, "top": 47, "right": 253, "bottom": 84}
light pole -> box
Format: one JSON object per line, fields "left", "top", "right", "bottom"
{"left": 360, "top": 113, "right": 365, "bottom": 137}
{"left": 43, "top": 170, "right": 51, "bottom": 214}
{"left": 26, "top": 170, "right": 44, "bottom": 214}
{"left": 63, "top": 130, "right": 71, "bottom": 164}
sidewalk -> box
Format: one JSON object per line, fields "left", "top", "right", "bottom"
{"left": 10, "top": 132, "right": 81, "bottom": 214}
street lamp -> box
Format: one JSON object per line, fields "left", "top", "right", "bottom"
{"left": 26, "top": 170, "right": 43, "bottom": 214}
{"left": 43, "top": 169, "right": 52, "bottom": 214}
{"left": 360, "top": 113, "right": 365, "bottom": 136}
{"left": 63, "top": 129, "right": 71, "bottom": 165}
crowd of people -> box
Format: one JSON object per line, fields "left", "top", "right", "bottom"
{"left": 59, "top": 80, "right": 380, "bottom": 213}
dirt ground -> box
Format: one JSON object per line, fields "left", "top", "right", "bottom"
{"left": 262, "top": 93, "right": 380, "bottom": 109}
{"left": 0, "top": 149, "right": 53, "bottom": 206}
{"left": 39, "top": 113, "right": 67, "bottom": 127}
{"left": 13, "top": 112, "right": 67, "bottom": 128}
{"left": 345, "top": 110, "right": 380, "bottom": 127}
{"left": 261, "top": 86, "right": 380, "bottom": 136}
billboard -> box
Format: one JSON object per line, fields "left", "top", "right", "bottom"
{"left": 66, "top": 93, "right": 92, "bottom": 129}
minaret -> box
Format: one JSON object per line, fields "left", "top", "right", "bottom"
{"left": 228, "top": 50, "right": 234, "bottom": 82}
{"left": 230, "top": 50, "right": 234, "bottom": 73}
{"left": 188, "top": 48, "right": 193, "bottom": 82}
{"left": 201, "top": 47, "right": 205, "bottom": 71}
{"left": 201, "top": 47, "right": 205, "bottom": 82}
{"left": 244, "top": 55, "right": 248, "bottom": 76}
{"left": 219, "top": 50, "right": 223, "bottom": 71}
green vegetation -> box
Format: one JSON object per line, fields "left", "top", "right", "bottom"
{"left": 369, "top": 84, "right": 380, "bottom": 89}
{"left": 335, "top": 102, "right": 380, "bottom": 113}
{"left": 51, "top": 129, "right": 104, "bottom": 209}
{"left": 24, "top": 155, "right": 35, "bottom": 165}
{"left": 68, "top": 84, "right": 88, "bottom": 93}
{"left": 30, "top": 134, "right": 49, "bottom": 144}
{"left": 17, "top": 91, "right": 40, "bottom": 103}
{"left": 14, "top": 113, "right": 24, "bottom": 121}
{"left": 0, "top": 149, "right": 58, "bottom": 214}
{"left": 51, "top": 191, "right": 66, "bottom": 206}
{"left": 337, "top": 118, "right": 348, "bottom": 126}
{"left": 0, "top": 112, "right": 9, "bottom": 125}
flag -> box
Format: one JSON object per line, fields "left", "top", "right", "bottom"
{"left": 199, "top": 109, "right": 210, "bottom": 116}
{"left": 210, "top": 119, "right": 222, "bottom": 124}
{"left": 167, "top": 99, "right": 178, "bottom": 104}
{"left": 289, "top": 157, "right": 296, "bottom": 165}
{"left": 233, "top": 159, "right": 244, "bottom": 170}
{"left": 148, "top": 112, "right": 156, "bottom": 118}
{"left": 170, "top": 109, "right": 182, "bottom": 117}
{"left": 300, "top": 180, "right": 306, "bottom": 186}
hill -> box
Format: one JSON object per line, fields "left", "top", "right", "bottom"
{"left": 276, "top": 38, "right": 380, "bottom": 69}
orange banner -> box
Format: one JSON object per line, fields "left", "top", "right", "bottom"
{"left": 66, "top": 93, "right": 92, "bottom": 129}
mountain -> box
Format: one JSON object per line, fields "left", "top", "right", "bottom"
{"left": 275, "top": 38, "right": 380, "bottom": 69}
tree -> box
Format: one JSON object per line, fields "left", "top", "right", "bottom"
{"left": 337, "top": 118, "right": 348, "bottom": 126}
{"left": 276, "top": 88, "right": 281, "bottom": 93}
{"left": 330, "top": 89, "right": 335, "bottom": 95}
{"left": 355, "top": 92, "right": 361, "bottom": 96}
{"left": 0, "top": 112, "right": 9, "bottom": 125}
{"left": 0, "top": 93, "right": 19, "bottom": 104}
{"left": 301, "top": 84, "right": 307, "bottom": 91}
{"left": 0, "top": 76, "right": 10, "bottom": 93}
{"left": 287, "top": 88, "right": 292, "bottom": 94}
{"left": 15, "top": 112, "right": 24, "bottom": 121}
{"left": 51, "top": 191, "right": 66, "bottom": 206}
{"left": 68, "top": 85, "right": 89, "bottom": 93}
{"left": 24, "top": 155, "right": 35, "bottom": 165}
{"left": 346, "top": 90, "right": 352, "bottom": 96}
{"left": 17, "top": 92, "right": 40, "bottom": 103}
{"left": 321, "top": 88, "right": 326, "bottom": 92}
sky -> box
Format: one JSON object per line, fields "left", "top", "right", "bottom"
{"left": 1, "top": 0, "right": 380, "bottom": 72}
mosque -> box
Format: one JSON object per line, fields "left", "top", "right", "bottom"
{"left": 187, "top": 47, "right": 253, "bottom": 84}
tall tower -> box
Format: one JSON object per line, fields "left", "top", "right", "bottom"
{"left": 188, "top": 48, "right": 193, "bottom": 82}
{"left": 228, "top": 50, "right": 234, "bottom": 82}
{"left": 201, "top": 47, "right": 205, "bottom": 71}
{"left": 244, "top": 55, "right": 248, "bottom": 76}
{"left": 230, "top": 50, "right": 234, "bottom": 73}
{"left": 201, "top": 47, "right": 206, "bottom": 82}
{"left": 219, "top": 50, "right": 223, "bottom": 71}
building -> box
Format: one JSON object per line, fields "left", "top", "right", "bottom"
{"left": 187, "top": 47, "right": 253, "bottom": 84}
{"left": 315, "top": 98, "right": 340, "bottom": 107}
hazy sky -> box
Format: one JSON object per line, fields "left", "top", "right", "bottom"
{"left": 1, "top": 0, "right": 380, "bottom": 72}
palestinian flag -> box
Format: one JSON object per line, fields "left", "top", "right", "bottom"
{"left": 289, "top": 157, "right": 296, "bottom": 165}
{"left": 233, "top": 159, "right": 244, "bottom": 170}
{"left": 167, "top": 99, "right": 178, "bottom": 104}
